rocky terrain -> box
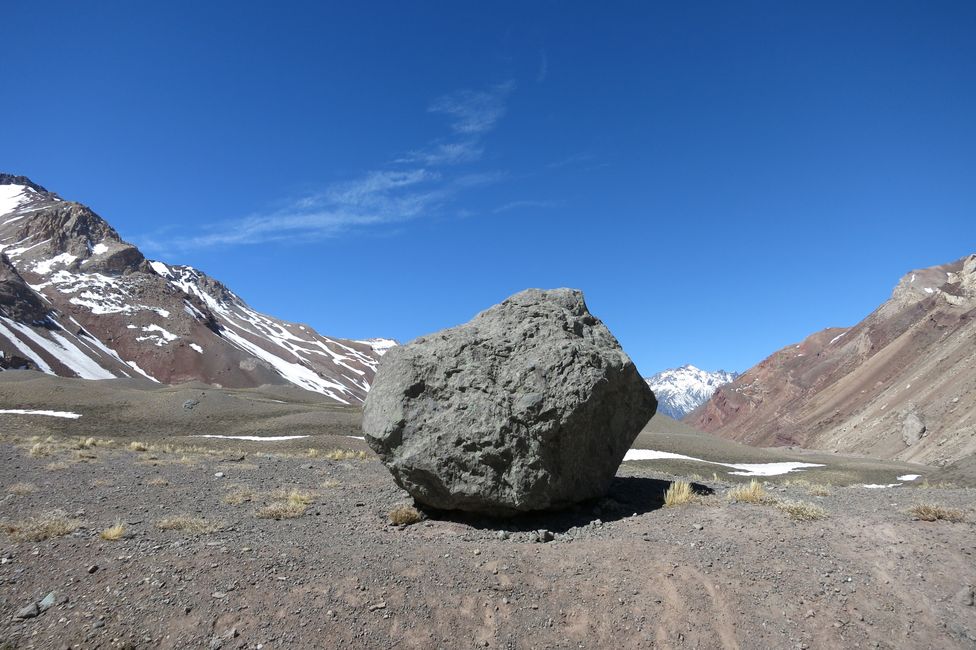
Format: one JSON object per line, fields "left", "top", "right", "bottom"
{"left": 0, "top": 174, "right": 394, "bottom": 404}
{"left": 1, "top": 374, "right": 975, "bottom": 649}
{"left": 691, "top": 253, "right": 976, "bottom": 468}
{"left": 645, "top": 366, "right": 739, "bottom": 420}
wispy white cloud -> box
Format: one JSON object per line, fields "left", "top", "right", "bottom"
{"left": 393, "top": 139, "right": 484, "bottom": 166}
{"left": 492, "top": 199, "right": 560, "bottom": 214}
{"left": 147, "top": 81, "right": 516, "bottom": 251}
{"left": 428, "top": 81, "right": 516, "bottom": 135}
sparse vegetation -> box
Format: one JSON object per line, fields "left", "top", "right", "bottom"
{"left": 2, "top": 509, "right": 81, "bottom": 542}
{"left": 775, "top": 499, "right": 828, "bottom": 521}
{"left": 223, "top": 486, "right": 257, "bottom": 505}
{"left": 256, "top": 489, "right": 314, "bottom": 519}
{"left": 45, "top": 461, "right": 71, "bottom": 471}
{"left": 29, "top": 440, "right": 58, "bottom": 457}
{"left": 321, "top": 479, "right": 341, "bottom": 489}
{"left": 308, "top": 448, "right": 370, "bottom": 461}
{"left": 806, "top": 483, "right": 831, "bottom": 497}
{"left": 664, "top": 480, "right": 695, "bottom": 507}
{"left": 128, "top": 441, "right": 149, "bottom": 452}
{"left": 727, "top": 479, "right": 768, "bottom": 504}
{"left": 908, "top": 503, "right": 965, "bottom": 522}
{"left": 389, "top": 505, "right": 423, "bottom": 525}
{"left": 99, "top": 520, "right": 126, "bottom": 541}
{"left": 147, "top": 477, "right": 169, "bottom": 486}
{"left": 6, "top": 482, "right": 36, "bottom": 495}
{"left": 156, "top": 516, "right": 220, "bottom": 534}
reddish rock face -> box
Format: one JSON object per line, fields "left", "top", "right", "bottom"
{"left": 0, "top": 174, "right": 394, "bottom": 404}
{"left": 689, "top": 253, "right": 976, "bottom": 466}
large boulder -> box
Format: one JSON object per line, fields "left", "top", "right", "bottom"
{"left": 362, "top": 288, "right": 656, "bottom": 516}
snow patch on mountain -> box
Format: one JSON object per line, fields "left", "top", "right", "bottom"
{"left": 645, "top": 365, "right": 739, "bottom": 420}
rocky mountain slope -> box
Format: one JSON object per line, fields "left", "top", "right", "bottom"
{"left": 644, "top": 365, "right": 738, "bottom": 419}
{"left": 0, "top": 174, "right": 393, "bottom": 403}
{"left": 689, "top": 253, "right": 976, "bottom": 466}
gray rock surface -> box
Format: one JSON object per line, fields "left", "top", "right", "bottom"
{"left": 902, "top": 412, "right": 927, "bottom": 446}
{"left": 362, "top": 288, "right": 656, "bottom": 516}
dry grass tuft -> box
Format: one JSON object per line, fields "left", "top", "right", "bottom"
{"left": 256, "top": 489, "right": 315, "bottom": 519}
{"left": 147, "top": 477, "right": 169, "bottom": 486}
{"left": 775, "top": 499, "right": 828, "bottom": 521}
{"left": 908, "top": 503, "right": 965, "bottom": 522}
{"left": 128, "top": 441, "right": 149, "bottom": 452}
{"left": 309, "top": 448, "right": 370, "bottom": 461}
{"left": 918, "top": 479, "right": 957, "bottom": 490}
{"left": 321, "top": 479, "right": 341, "bottom": 489}
{"left": 91, "top": 478, "right": 115, "bottom": 488}
{"left": 389, "top": 505, "right": 423, "bottom": 526}
{"left": 727, "top": 479, "right": 768, "bottom": 504}
{"left": 223, "top": 487, "right": 257, "bottom": 505}
{"left": 663, "top": 480, "right": 695, "bottom": 508}
{"left": 806, "top": 484, "right": 831, "bottom": 497}
{"left": 6, "top": 482, "right": 36, "bottom": 495}
{"left": 156, "top": 516, "right": 220, "bottom": 534}
{"left": 29, "top": 440, "right": 58, "bottom": 457}
{"left": 99, "top": 520, "right": 126, "bottom": 541}
{"left": 45, "top": 461, "right": 71, "bottom": 472}
{"left": 2, "top": 510, "right": 81, "bottom": 542}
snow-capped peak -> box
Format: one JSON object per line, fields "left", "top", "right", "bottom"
{"left": 645, "top": 365, "right": 739, "bottom": 420}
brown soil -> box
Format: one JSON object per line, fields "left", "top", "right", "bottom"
{"left": 1, "top": 376, "right": 976, "bottom": 648}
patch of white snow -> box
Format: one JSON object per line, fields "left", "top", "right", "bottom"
{"left": 0, "top": 409, "right": 81, "bottom": 419}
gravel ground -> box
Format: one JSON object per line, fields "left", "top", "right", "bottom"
{"left": 1, "top": 433, "right": 974, "bottom": 649}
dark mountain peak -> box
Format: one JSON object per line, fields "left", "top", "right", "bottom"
{"left": 0, "top": 173, "right": 52, "bottom": 194}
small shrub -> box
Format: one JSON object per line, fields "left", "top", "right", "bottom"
{"left": 664, "top": 480, "right": 695, "bottom": 508}
{"left": 29, "top": 441, "right": 57, "bottom": 457}
{"left": 2, "top": 510, "right": 81, "bottom": 542}
{"left": 156, "top": 516, "right": 220, "bottom": 534}
{"left": 727, "top": 479, "right": 768, "bottom": 504}
{"left": 776, "top": 499, "right": 828, "bottom": 521}
{"left": 256, "top": 489, "right": 314, "bottom": 519}
{"left": 389, "top": 505, "right": 423, "bottom": 526}
{"left": 99, "top": 520, "right": 125, "bottom": 541}
{"left": 908, "top": 503, "right": 965, "bottom": 522}
{"left": 807, "top": 484, "right": 831, "bottom": 497}
{"left": 223, "top": 487, "right": 256, "bottom": 505}
{"left": 310, "top": 448, "right": 370, "bottom": 461}
{"left": 128, "top": 441, "right": 148, "bottom": 452}
{"left": 6, "top": 482, "right": 36, "bottom": 495}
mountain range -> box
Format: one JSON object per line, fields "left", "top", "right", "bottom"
{"left": 690, "top": 253, "right": 976, "bottom": 466}
{"left": 0, "top": 174, "right": 394, "bottom": 404}
{"left": 644, "top": 365, "right": 738, "bottom": 419}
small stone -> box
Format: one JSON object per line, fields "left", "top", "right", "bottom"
{"left": 212, "top": 592, "right": 227, "bottom": 599}
{"left": 38, "top": 592, "right": 56, "bottom": 612}
{"left": 183, "top": 399, "right": 199, "bottom": 411}
{"left": 87, "top": 565, "right": 98, "bottom": 574}
{"left": 538, "top": 529, "right": 554, "bottom": 543}
{"left": 496, "top": 531, "right": 510, "bottom": 541}
{"left": 368, "top": 602, "right": 386, "bottom": 611}
{"left": 955, "top": 585, "right": 975, "bottom": 607}
{"left": 473, "top": 549, "right": 481, "bottom": 556}
{"left": 14, "top": 603, "right": 40, "bottom": 619}
{"left": 93, "top": 620, "right": 105, "bottom": 629}
{"left": 214, "top": 472, "right": 225, "bottom": 479}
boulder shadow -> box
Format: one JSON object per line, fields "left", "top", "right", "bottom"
{"left": 418, "top": 477, "right": 714, "bottom": 535}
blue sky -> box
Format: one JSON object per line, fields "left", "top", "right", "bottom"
{"left": 3, "top": 2, "right": 975, "bottom": 375}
